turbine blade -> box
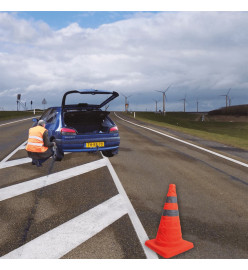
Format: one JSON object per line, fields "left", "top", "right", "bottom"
{"left": 165, "top": 84, "right": 172, "bottom": 92}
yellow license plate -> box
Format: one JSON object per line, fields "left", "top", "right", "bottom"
{"left": 86, "top": 142, "right": 104, "bottom": 148}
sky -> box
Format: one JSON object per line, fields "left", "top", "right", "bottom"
{"left": 0, "top": 8, "right": 248, "bottom": 111}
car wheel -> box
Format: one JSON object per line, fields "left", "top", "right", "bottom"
{"left": 52, "top": 140, "right": 64, "bottom": 161}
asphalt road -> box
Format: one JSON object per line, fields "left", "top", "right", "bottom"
{"left": 0, "top": 113, "right": 247, "bottom": 259}
{"left": 0, "top": 117, "right": 34, "bottom": 161}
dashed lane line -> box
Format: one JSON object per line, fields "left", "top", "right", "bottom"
{"left": 115, "top": 113, "right": 248, "bottom": 168}
{"left": 102, "top": 154, "right": 158, "bottom": 259}
{"left": 0, "top": 158, "right": 107, "bottom": 202}
{"left": 1, "top": 194, "right": 128, "bottom": 259}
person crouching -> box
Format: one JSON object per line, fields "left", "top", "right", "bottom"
{"left": 26, "top": 119, "right": 55, "bottom": 167}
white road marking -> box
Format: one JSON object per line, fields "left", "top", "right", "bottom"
{"left": 0, "top": 141, "right": 27, "bottom": 163}
{"left": 0, "top": 157, "right": 32, "bottom": 169}
{"left": 115, "top": 113, "right": 248, "bottom": 168}
{"left": 0, "top": 158, "right": 107, "bottom": 202}
{"left": 0, "top": 152, "right": 71, "bottom": 169}
{"left": 1, "top": 139, "right": 156, "bottom": 258}
{"left": 102, "top": 154, "right": 158, "bottom": 259}
{"left": 1, "top": 194, "right": 128, "bottom": 259}
{"left": 0, "top": 117, "right": 34, "bottom": 127}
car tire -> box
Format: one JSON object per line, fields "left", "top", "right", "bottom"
{"left": 52, "top": 140, "right": 64, "bottom": 161}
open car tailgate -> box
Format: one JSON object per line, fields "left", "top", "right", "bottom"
{"left": 62, "top": 89, "right": 119, "bottom": 109}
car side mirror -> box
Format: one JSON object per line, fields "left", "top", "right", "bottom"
{"left": 32, "top": 118, "right": 38, "bottom": 123}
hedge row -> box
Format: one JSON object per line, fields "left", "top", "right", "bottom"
{"left": 208, "top": 104, "right": 248, "bottom": 116}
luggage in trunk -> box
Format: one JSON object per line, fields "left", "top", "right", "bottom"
{"left": 63, "top": 110, "right": 111, "bottom": 134}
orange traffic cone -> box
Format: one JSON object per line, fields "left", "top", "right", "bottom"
{"left": 145, "top": 184, "right": 194, "bottom": 258}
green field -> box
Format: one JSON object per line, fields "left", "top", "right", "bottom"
{"left": 0, "top": 111, "right": 41, "bottom": 122}
{"left": 127, "top": 112, "right": 248, "bottom": 150}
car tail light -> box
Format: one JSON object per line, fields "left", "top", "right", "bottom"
{"left": 109, "top": 126, "right": 118, "bottom": 133}
{"left": 61, "top": 128, "right": 76, "bottom": 135}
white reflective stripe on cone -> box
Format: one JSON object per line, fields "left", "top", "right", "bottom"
{"left": 28, "top": 136, "right": 44, "bottom": 142}
{"left": 27, "top": 142, "right": 43, "bottom": 146}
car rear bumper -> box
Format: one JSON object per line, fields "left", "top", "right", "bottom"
{"left": 62, "top": 146, "right": 119, "bottom": 152}
{"left": 55, "top": 136, "right": 120, "bottom": 153}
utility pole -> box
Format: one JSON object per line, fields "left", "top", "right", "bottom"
{"left": 196, "top": 99, "right": 199, "bottom": 113}
{"left": 17, "top": 94, "right": 21, "bottom": 111}
{"left": 155, "top": 85, "right": 172, "bottom": 116}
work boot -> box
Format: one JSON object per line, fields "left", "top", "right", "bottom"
{"left": 36, "top": 162, "right": 42, "bottom": 167}
{"left": 32, "top": 160, "right": 42, "bottom": 167}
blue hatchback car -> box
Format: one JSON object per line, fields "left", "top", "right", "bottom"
{"left": 33, "top": 89, "right": 120, "bottom": 160}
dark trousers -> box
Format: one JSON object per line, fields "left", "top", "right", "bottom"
{"left": 28, "top": 148, "right": 54, "bottom": 165}
{"left": 37, "top": 155, "right": 52, "bottom": 165}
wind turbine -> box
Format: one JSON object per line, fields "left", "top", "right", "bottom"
{"left": 153, "top": 99, "right": 159, "bottom": 113}
{"left": 155, "top": 84, "right": 172, "bottom": 115}
{"left": 194, "top": 85, "right": 202, "bottom": 113}
{"left": 228, "top": 95, "right": 234, "bottom": 107}
{"left": 179, "top": 95, "right": 187, "bottom": 112}
{"left": 122, "top": 94, "right": 132, "bottom": 112}
{"left": 220, "top": 88, "right": 231, "bottom": 108}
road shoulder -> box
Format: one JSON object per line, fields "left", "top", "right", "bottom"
{"left": 115, "top": 112, "right": 248, "bottom": 163}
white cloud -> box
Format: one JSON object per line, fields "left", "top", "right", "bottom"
{"left": 0, "top": 11, "right": 248, "bottom": 111}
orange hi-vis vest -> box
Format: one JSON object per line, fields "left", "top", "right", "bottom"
{"left": 26, "top": 125, "right": 48, "bottom": 153}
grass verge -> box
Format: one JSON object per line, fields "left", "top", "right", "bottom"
{"left": 0, "top": 111, "right": 40, "bottom": 122}
{"left": 126, "top": 112, "right": 248, "bottom": 150}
